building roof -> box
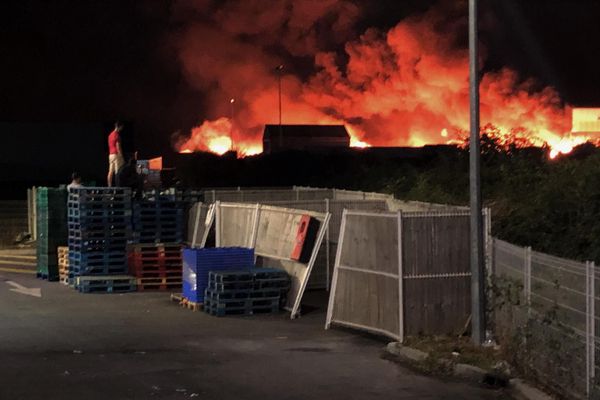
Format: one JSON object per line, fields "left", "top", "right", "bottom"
{"left": 263, "top": 124, "right": 350, "bottom": 140}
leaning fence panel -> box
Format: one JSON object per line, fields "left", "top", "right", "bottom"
{"left": 326, "top": 211, "right": 401, "bottom": 341}
{"left": 213, "top": 202, "right": 330, "bottom": 319}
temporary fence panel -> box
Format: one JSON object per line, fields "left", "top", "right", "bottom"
{"left": 262, "top": 200, "right": 328, "bottom": 289}
{"left": 187, "top": 202, "right": 205, "bottom": 247}
{"left": 401, "top": 211, "right": 471, "bottom": 335}
{"left": 492, "top": 238, "right": 598, "bottom": 399}
{"left": 214, "top": 202, "right": 330, "bottom": 319}
{"left": 327, "top": 210, "right": 474, "bottom": 341}
{"left": 326, "top": 210, "right": 402, "bottom": 340}
{"left": 216, "top": 203, "right": 258, "bottom": 248}
{"left": 186, "top": 202, "right": 213, "bottom": 248}
{"left": 387, "top": 199, "right": 470, "bottom": 213}
{"left": 204, "top": 188, "right": 334, "bottom": 203}
{"left": 264, "top": 199, "right": 389, "bottom": 290}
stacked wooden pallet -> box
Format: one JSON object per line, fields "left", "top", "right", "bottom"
{"left": 57, "top": 246, "right": 69, "bottom": 285}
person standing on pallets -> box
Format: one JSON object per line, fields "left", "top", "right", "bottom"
{"left": 107, "top": 122, "right": 125, "bottom": 187}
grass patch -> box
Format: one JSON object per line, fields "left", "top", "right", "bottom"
{"left": 403, "top": 335, "right": 502, "bottom": 371}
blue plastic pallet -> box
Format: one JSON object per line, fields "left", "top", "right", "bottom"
{"left": 36, "top": 271, "right": 60, "bottom": 282}
{"left": 68, "top": 221, "right": 131, "bottom": 229}
{"left": 68, "top": 237, "right": 128, "bottom": 246}
{"left": 208, "top": 268, "right": 288, "bottom": 283}
{"left": 204, "top": 288, "right": 281, "bottom": 301}
{"left": 74, "top": 275, "right": 136, "bottom": 293}
{"left": 69, "top": 251, "right": 127, "bottom": 262}
{"left": 69, "top": 264, "right": 129, "bottom": 276}
{"left": 69, "top": 187, "right": 131, "bottom": 195}
{"left": 203, "top": 298, "right": 280, "bottom": 317}
{"left": 68, "top": 208, "right": 132, "bottom": 218}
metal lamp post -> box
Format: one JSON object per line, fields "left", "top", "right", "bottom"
{"left": 469, "top": 0, "right": 485, "bottom": 345}
{"left": 230, "top": 98, "right": 235, "bottom": 151}
{"left": 276, "top": 64, "right": 284, "bottom": 148}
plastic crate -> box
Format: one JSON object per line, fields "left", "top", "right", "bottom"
{"left": 181, "top": 247, "right": 255, "bottom": 303}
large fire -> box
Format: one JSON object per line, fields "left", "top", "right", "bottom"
{"left": 173, "top": 1, "right": 593, "bottom": 159}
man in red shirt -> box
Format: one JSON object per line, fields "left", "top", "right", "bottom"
{"left": 107, "top": 122, "right": 124, "bottom": 187}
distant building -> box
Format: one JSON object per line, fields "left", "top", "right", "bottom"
{"left": 263, "top": 124, "right": 350, "bottom": 154}
{"left": 572, "top": 108, "right": 600, "bottom": 133}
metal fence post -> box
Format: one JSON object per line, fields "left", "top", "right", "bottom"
{"left": 215, "top": 201, "right": 221, "bottom": 247}
{"left": 586, "top": 261, "right": 596, "bottom": 398}
{"left": 32, "top": 186, "right": 37, "bottom": 240}
{"left": 27, "top": 188, "right": 32, "bottom": 236}
{"left": 325, "top": 198, "right": 331, "bottom": 291}
{"left": 526, "top": 247, "right": 532, "bottom": 314}
{"left": 250, "top": 204, "right": 261, "bottom": 249}
{"left": 397, "top": 210, "right": 404, "bottom": 343}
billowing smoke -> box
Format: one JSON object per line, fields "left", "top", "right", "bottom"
{"left": 171, "top": 0, "right": 578, "bottom": 156}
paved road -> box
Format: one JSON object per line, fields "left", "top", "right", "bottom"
{"left": 0, "top": 272, "right": 507, "bottom": 400}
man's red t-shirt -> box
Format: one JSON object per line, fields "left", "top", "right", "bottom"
{"left": 108, "top": 130, "right": 120, "bottom": 155}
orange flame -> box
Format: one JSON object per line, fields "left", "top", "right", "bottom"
{"left": 174, "top": 5, "right": 594, "bottom": 159}
{"left": 178, "top": 118, "right": 233, "bottom": 155}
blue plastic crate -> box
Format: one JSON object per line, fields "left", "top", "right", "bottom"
{"left": 181, "top": 247, "right": 255, "bottom": 303}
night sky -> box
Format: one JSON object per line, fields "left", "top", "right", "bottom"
{"left": 1, "top": 0, "right": 599, "bottom": 180}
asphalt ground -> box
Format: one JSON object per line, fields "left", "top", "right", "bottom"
{"left": 0, "top": 271, "right": 508, "bottom": 400}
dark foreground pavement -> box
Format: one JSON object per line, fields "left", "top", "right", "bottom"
{"left": 0, "top": 272, "right": 507, "bottom": 400}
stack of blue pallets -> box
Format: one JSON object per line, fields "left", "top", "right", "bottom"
{"left": 133, "top": 197, "right": 184, "bottom": 244}
{"left": 182, "top": 247, "right": 255, "bottom": 304}
{"left": 68, "top": 187, "right": 136, "bottom": 293}
{"left": 204, "top": 268, "right": 291, "bottom": 317}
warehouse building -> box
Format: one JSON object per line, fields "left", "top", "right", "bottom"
{"left": 262, "top": 124, "right": 350, "bottom": 154}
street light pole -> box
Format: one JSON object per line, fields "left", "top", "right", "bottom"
{"left": 230, "top": 98, "right": 235, "bottom": 151}
{"left": 276, "top": 64, "right": 284, "bottom": 149}
{"left": 469, "top": 0, "right": 485, "bottom": 345}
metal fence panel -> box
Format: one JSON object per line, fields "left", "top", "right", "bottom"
{"left": 492, "top": 238, "right": 598, "bottom": 399}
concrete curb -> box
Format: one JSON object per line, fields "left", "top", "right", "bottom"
{"left": 385, "top": 342, "right": 427, "bottom": 362}
{"left": 509, "top": 379, "right": 555, "bottom": 400}
{"left": 385, "top": 342, "right": 555, "bottom": 400}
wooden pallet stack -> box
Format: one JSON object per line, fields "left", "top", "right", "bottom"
{"left": 57, "top": 246, "right": 69, "bottom": 285}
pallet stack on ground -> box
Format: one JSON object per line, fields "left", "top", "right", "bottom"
{"left": 133, "top": 195, "right": 184, "bottom": 244}
{"left": 181, "top": 247, "right": 255, "bottom": 305}
{"left": 68, "top": 187, "right": 136, "bottom": 293}
{"left": 57, "top": 246, "right": 69, "bottom": 285}
{"left": 36, "top": 187, "right": 68, "bottom": 281}
{"left": 128, "top": 243, "right": 182, "bottom": 291}
{"left": 204, "top": 268, "right": 290, "bottom": 317}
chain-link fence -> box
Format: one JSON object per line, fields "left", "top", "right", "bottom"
{"left": 493, "top": 238, "right": 598, "bottom": 399}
